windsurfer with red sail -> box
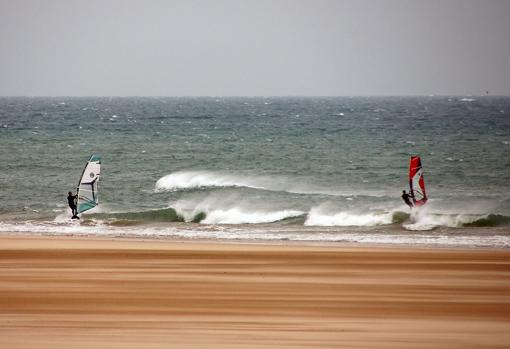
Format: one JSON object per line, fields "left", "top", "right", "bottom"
{"left": 406, "top": 156, "right": 428, "bottom": 208}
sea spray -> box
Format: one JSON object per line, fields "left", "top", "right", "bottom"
{"left": 200, "top": 208, "right": 304, "bottom": 224}
{"left": 169, "top": 192, "right": 306, "bottom": 224}
{"left": 155, "top": 171, "right": 269, "bottom": 192}
{"left": 305, "top": 206, "right": 395, "bottom": 226}
{"left": 154, "top": 170, "right": 376, "bottom": 197}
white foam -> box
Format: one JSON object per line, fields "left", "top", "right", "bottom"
{"left": 305, "top": 207, "right": 394, "bottom": 227}
{"left": 169, "top": 192, "right": 401, "bottom": 228}
{"left": 1, "top": 221, "right": 507, "bottom": 248}
{"left": 403, "top": 205, "right": 494, "bottom": 231}
{"left": 0, "top": 221, "right": 106, "bottom": 235}
{"left": 169, "top": 192, "right": 305, "bottom": 224}
{"left": 201, "top": 208, "right": 304, "bottom": 224}
{"left": 53, "top": 212, "right": 74, "bottom": 223}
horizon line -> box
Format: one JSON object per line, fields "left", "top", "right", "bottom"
{"left": 0, "top": 94, "right": 508, "bottom": 98}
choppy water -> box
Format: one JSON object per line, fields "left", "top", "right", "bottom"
{"left": 1, "top": 96, "right": 509, "bottom": 247}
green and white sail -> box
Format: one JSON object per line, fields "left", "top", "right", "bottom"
{"left": 76, "top": 154, "right": 101, "bottom": 214}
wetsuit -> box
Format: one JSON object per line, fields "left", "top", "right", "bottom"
{"left": 68, "top": 194, "right": 77, "bottom": 216}
{"left": 401, "top": 192, "right": 413, "bottom": 208}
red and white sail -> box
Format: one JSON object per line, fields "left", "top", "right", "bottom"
{"left": 409, "top": 156, "right": 427, "bottom": 206}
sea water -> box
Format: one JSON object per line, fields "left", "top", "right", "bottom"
{"left": 1, "top": 96, "right": 509, "bottom": 247}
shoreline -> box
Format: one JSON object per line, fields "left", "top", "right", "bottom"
{"left": 1, "top": 230, "right": 509, "bottom": 251}
{"left": 0, "top": 231, "right": 501, "bottom": 250}
{"left": 1, "top": 234, "right": 510, "bottom": 348}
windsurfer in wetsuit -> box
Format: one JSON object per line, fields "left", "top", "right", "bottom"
{"left": 67, "top": 191, "right": 78, "bottom": 217}
{"left": 401, "top": 190, "right": 413, "bottom": 208}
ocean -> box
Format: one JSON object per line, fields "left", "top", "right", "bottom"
{"left": 1, "top": 96, "right": 509, "bottom": 247}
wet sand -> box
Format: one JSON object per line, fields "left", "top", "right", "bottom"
{"left": 1, "top": 235, "right": 509, "bottom": 348}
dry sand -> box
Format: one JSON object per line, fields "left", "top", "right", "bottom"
{"left": 1, "top": 235, "right": 509, "bottom": 348}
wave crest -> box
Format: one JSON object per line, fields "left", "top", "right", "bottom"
{"left": 154, "top": 170, "right": 370, "bottom": 196}
{"left": 464, "top": 214, "right": 510, "bottom": 227}
{"left": 155, "top": 171, "right": 269, "bottom": 192}
{"left": 200, "top": 208, "right": 304, "bottom": 224}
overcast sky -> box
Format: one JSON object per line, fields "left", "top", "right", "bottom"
{"left": 1, "top": 0, "right": 509, "bottom": 96}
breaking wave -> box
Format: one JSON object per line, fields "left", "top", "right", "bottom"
{"left": 404, "top": 210, "right": 510, "bottom": 231}
{"left": 84, "top": 206, "right": 510, "bottom": 229}
{"left": 88, "top": 207, "right": 305, "bottom": 225}
{"left": 154, "top": 170, "right": 372, "bottom": 197}
{"left": 464, "top": 214, "right": 510, "bottom": 227}
{"left": 49, "top": 196, "right": 510, "bottom": 229}
{"left": 304, "top": 207, "right": 406, "bottom": 227}
{"left": 155, "top": 171, "right": 268, "bottom": 192}
{"left": 199, "top": 208, "right": 304, "bottom": 224}
{"left": 1, "top": 208, "right": 509, "bottom": 249}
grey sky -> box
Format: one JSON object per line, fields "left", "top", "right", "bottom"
{"left": 1, "top": 0, "right": 509, "bottom": 96}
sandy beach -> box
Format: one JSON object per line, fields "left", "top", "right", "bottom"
{"left": 1, "top": 235, "right": 509, "bottom": 348}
